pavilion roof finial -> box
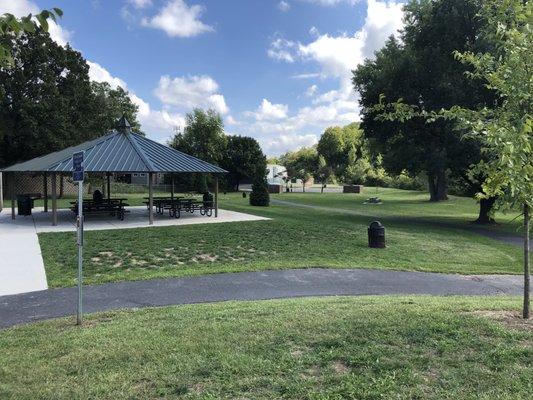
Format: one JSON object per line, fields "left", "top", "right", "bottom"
{"left": 116, "top": 114, "right": 131, "bottom": 134}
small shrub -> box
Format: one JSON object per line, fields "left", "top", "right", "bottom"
{"left": 250, "top": 179, "right": 270, "bottom": 206}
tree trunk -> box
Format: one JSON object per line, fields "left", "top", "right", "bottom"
{"left": 428, "top": 173, "right": 437, "bottom": 201}
{"left": 428, "top": 171, "right": 448, "bottom": 201}
{"left": 435, "top": 170, "right": 448, "bottom": 201}
{"left": 474, "top": 197, "right": 496, "bottom": 224}
{"left": 523, "top": 203, "right": 530, "bottom": 319}
{"left": 321, "top": 183, "right": 324, "bottom": 194}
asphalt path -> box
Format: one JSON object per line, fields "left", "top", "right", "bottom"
{"left": 0, "top": 268, "right": 526, "bottom": 329}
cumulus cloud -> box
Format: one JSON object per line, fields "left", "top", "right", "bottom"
{"left": 304, "top": 84, "right": 318, "bottom": 97}
{"left": 247, "top": 99, "right": 289, "bottom": 121}
{"left": 298, "top": 0, "right": 360, "bottom": 5}
{"left": 267, "top": 38, "right": 297, "bottom": 63}
{"left": 141, "top": 0, "right": 213, "bottom": 38}
{"left": 278, "top": 1, "right": 291, "bottom": 12}
{"left": 88, "top": 61, "right": 128, "bottom": 89}
{"left": 257, "top": 0, "right": 403, "bottom": 155}
{"left": 154, "top": 75, "right": 229, "bottom": 114}
{"left": 128, "top": 0, "right": 153, "bottom": 9}
{"left": 0, "top": 0, "right": 72, "bottom": 46}
{"left": 259, "top": 134, "right": 318, "bottom": 156}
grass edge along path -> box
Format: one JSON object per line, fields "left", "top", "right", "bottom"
{"left": 0, "top": 296, "right": 531, "bottom": 399}
{"left": 37, "top": 191, "right": 524, "bottom": 288}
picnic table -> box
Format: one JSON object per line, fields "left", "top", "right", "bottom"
{"left": 70, "top": 198, "right": 129, "bottom": 220}
{"left": 143, "top": 196, "right": 214, "bottom": 218}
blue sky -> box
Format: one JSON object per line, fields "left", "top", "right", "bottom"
{"left": 3, "top": 0, "right": 405, "bottom": 155}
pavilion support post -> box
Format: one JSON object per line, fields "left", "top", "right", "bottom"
{"left": 43, "top": 173, "right": 48, "bottom": 212}
{"left": 148, "top": 172, "right": 154, "bottom": 225}
{"left": 0, "top": 171, "right": 4, "bottom": 212}
{"left": 214, "top": 176, "right": 219, "bottom": 218}
{"left": 10, "top": 172, "right": 15, "bottom": 220}
{"left": 51, "top": 173, "right": 57, "bottom": 226}
{"left": 170, "top": 174, "right": 174, "bottom": 201}
{"left": 106, "top": 173, "right": 111, "bottom": 200}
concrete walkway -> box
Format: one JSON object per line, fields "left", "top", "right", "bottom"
{"left": 0, "top": 268, "right": 527, "bottom": 329}
{"left": 0, "top": 207, "right": 268, "bottom": 296}
{"left": 0, "top": 215, "right": 48, "bottom": 296}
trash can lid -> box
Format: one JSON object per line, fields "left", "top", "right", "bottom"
{"left": 369, "top": 220, "right": 383, "bottom": 229}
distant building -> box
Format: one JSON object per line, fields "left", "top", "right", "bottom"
{"left": 267, "top": 164, "right": 287, "bottom": 185}
{"left": 116, "top": 173, "right": 165, "bottom": 185}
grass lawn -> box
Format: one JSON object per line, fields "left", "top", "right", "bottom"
{"left": 38, "top": 189, "right": 524, "bottom": 288}
{"left": 0, "top": 296, "right": 531, "bottom": 399}
{"left": 275, "top": 188, "right": 525, "bottom": 235}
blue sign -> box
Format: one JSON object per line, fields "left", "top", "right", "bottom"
{"left": 72, "top": 151, "right": 84, "bottom": 182}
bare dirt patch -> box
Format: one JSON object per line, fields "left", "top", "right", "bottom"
{"left": 467, "top": 310, "right": 533, "bottom": 332}
{"left": 331, "top": 360, "right": 350, "bottom": 375}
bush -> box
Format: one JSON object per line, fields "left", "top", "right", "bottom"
{"left": 249, "top": 179, "right": 270, "bottom": 206}
{"left": 388, "top": 170, "right": 426, "bottom": 191}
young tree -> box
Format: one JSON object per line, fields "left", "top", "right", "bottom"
{"left": 315, "top": 155, "right": 333, "bottom": 194}
{"left": 443, "top": 0, "right": 532, "bottom": 318}
{"left": 249, "top": 150, "right": 269, "bottom": 206}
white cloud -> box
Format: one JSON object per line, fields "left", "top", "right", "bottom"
{"left": 226, "top": 115, "right": 240, "bottom": 125}
{"left": 298, "top": 0, "right": 360, "bottom": 6}
{"left": 267, "top": 38, "right": 297, "bottom": 63}
{"left": 304, "top": 84, "right": 318, "bottom": 97}
{"left": 141, "top": 0, "right": 213, "bottom": 38}
{"left": 87, "top": 62, "right": 185, "bottom": 140}
{"left": 255, "top": 0, "right": 402, "bottom": 155}
{"left": 278, "top": 1, "right": 291, "bottom": 12}
{"left": 128, "top": 0, "right": 153, "bottom": 9}
{"left": 259, "top": 134, "right": 318, "bottom": 155}
{"left": 309, "top": 26, "right": 320, "bottom": 37}
{"left": 291, "top": 72, "right": 321, "bottom": 79}
{"left": 88, "top": 61, "right": 128, "bottom": 89}
{"left": 247, "top": 99, "right": 289, "bottom": 121}
{"left": 154, "top": 75, "right": 229, "bottom": 114}
{"left": 0, "top": 0, "right": 72, "bottom": 46}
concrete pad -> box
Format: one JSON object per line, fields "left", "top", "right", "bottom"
{"left": 0, "top": 206, "right": 269, "bottom": 296}
{"left": 30, "top": 206, "right": 269, "bottom": 233}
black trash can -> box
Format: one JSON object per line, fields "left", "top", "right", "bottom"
{"left": 17, "top": 195, "right": 32, "bottom": 216}
{"left": 368, "top": 221, "right": 386, "bottom": 248}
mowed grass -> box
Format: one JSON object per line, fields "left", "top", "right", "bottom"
{"left": 0, "top": 296, "right": 531, "bottom": 399}
{"left": 274, "top": 188, "right": 525, "bottom": 234}
{"left": 38, "top": 190, "right": 524, "bottom": 288}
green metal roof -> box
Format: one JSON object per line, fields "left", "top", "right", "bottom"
{"left": 1, "top": 120, "right": 227, "bottom": 174}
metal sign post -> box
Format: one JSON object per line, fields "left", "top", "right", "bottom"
{"left": 72, "top": 151, "right": 84, "bottom": 325}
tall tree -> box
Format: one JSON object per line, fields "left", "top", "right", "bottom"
{"left": 222, "top": 135, "right": 266, "bottom": 191}
{"left": 169, "top": 108, "right": 226, "bottom": 165}
{"left": 353, "top": 0, "right": 494, "bottom": 205}
{"left": 0, "top": 8, "right": 62, "bottom": 67}
{"left": 0, "top": 29, "right": 97, "bottom": 166}
{"left": 280, "top": 146, "right": 317, "bottom": 192}
{"left": 90, "top": 82, "right": 142, "bottom": 135}
{"left": 0, "top": 29, "right": 142, "bottom": 167}
{"left": 317, "top": 122, "right": 364, "bottom": 180}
